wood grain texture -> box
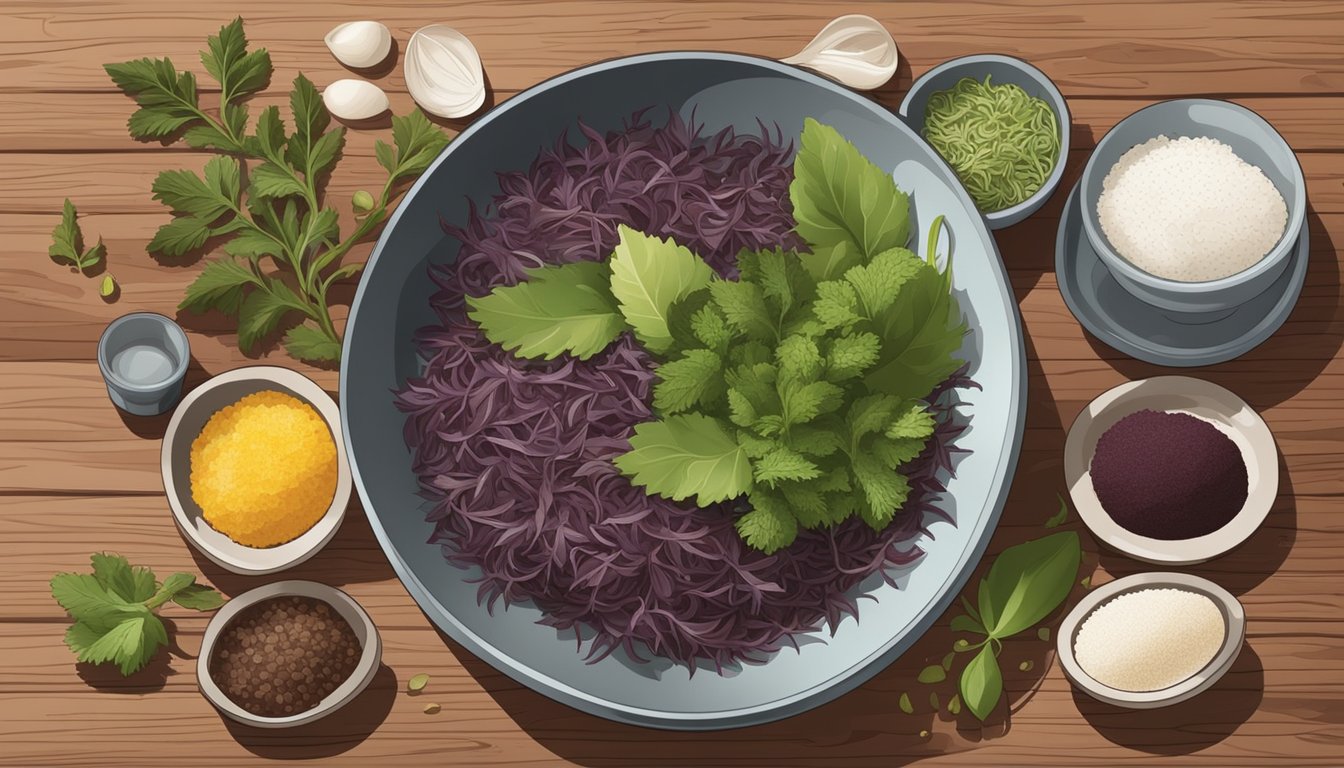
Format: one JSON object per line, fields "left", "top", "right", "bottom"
{"left": 2, "top": 1, "right": 1343, "bottom": 765}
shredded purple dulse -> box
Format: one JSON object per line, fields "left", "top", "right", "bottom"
{"left": 395, "top": 111, "right": 968, "bottom": 671}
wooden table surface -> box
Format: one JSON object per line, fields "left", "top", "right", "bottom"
{"left": 3, "top": 1, "right": 1342, "bottom": 765}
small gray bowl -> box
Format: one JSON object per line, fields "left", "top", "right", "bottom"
{"left": 198, "top": 580, "right": 382, "bottom": 727}
{"left": 1080, "top": 99, "right": 1305, "bottom": 313}
{"left": 97, "top": 312, "right": 190, "bottom": 416}
{"left": 899, "top": 54, "right": 1070, "bottom": 229}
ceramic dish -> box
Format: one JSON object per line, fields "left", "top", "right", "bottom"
{"left": 1057, "top": 572, "right": 1245, "bottom": 708}
{"left": 898, "top": 53, "right": 1070, "bottom": 229}
{"left": 1056, "top": 180, "right": 1309, "bottom": 367}
{"left": 197, "top": 581, "right": 381, "bottom": 727}
{"left": 1064, "top": 376, "right": 1278, "bottom": 565}
{"left": 1079, "top": 99, "right": 1306, "bottom": 313}
{"left": 162, "top": 366, "right": 352, "bottom": 575}
{"left": 341, "top": 52, "right": 1027, "bottom": 730}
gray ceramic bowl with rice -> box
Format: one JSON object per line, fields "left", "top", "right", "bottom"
{"left": 1080, "top": 99, "right": 1306, "bottom": 313}
{"left": 899, "top": 54, "right": 1070, "bottom": 230}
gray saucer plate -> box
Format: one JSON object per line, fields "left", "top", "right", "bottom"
{"left": 1056, "top": 180, "right": 1309, "bottom": 367}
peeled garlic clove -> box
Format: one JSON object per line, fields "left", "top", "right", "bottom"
{"left": 325, "top": 21, "right": 392, "bottom": 69}
{"left": 404, "top": 24, "right": 486, "bottom": 119}
{"left": 780, "top": 14, "right": 899, "bottom": 91}
{"left": 323, "top": 79, "right": 390, "bottom": 120}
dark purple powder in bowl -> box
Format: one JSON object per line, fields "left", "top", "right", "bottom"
{"left": 395, "top": 110, "right": 967, "bottom": 670}
{"left": 1090, "top": 409, "right": 1248, "bottom": 540}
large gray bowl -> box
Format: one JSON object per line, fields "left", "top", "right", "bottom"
{"left": 899, "top": 54, "right": 1070, "bottom": 229}
{"left": 1080, "top": 99, "right": 1305, "bottom": 313}
{"left": 341, "top": 52, "right": 1026, "bottom": 730}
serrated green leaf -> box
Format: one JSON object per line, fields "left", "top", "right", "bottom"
{"left": 284, "top": 73, "right": 343, "bottom": 185}
{"left": 736, "top": 493, "right": 798, "bottom": 553}
{"left": 871, "top": 436, "right": 924, "bottom": 469}
{"left": 104, "top": 57, "right": 203, "bottom": 141}
{"left": 790, "top": 117, "right": 911, "bottom": 258}
{"left": 237, "top": 281, "right": 304, "bottom": 352}
{"left": 709, "top": 279, "right": 775, "bottom": 342}
{"left": 64, "top": 621, "right": 104, "bottom": 656}
{"left": 148, "top": 216, "right": 211, "bottom": 257}
{"left": 844, "top": 247, "right": 922, "bottom": 316}
{"left": 468, "top": 261, "right": 626, "bottom": 360}
{"left": 222, "top": 227, "right": 284, "bottom": 261}
{"left": 780, "top": 380, "right": 844, "bottom": 426}
{"left": 846, "top": 394, "right": 902, "bottom": 443}
{"left": 374, "top": 140, "right": 397, "bottom": 175}
{"left": 776, "top": 335, "right": 821, "bottom": 380}
{"left": 251, "top": 105, "right": 288, "bottom": 160}
{"left": 90, "top": 553, "right": 155, "bottom": 604}
{"left": 887, "top": 402, "right": 936, "bottom": 440}
{"left": 977, "top": 532, "right": 1081, "bottom": 640}
{"left": 753, "top": 414, "right": 786, "bottom": 438}
{"left": 778, "top": 480, "right": 828, "bottom": 527}
{"left": 50, "top": 574, "right": 133, "bottom": 627}
{"left": 786, "top": 425, "right": 843, "bottom": 457}
{"left": 183, "top": 123, "right": 240, "bottom": 151}
{"left": 866, "top": 261, "right": 965, "bottom": 401}
{"left": 825, "top": 332, "right": 881, "bottom": 381}
{"left": 249, "top": 162, "right": 306, "bottom": 199}
{"left": 608, "top": 226, "right": 715, "bottom": 353}
{"left": 653, "top": 349, "right": 723, "bottom": 413}
{"left": 387, "top": 109, "right": 452, "bottom": 182}
{"left": 812, "top": 280, "right": 861, "bottom": 330}
{"left": 727, "top": 389, "right": 758, "bottom": 427}
{"left": 153, "top": 573, "right": 196, "bottom": 605}
{"left": 799, "top": 240, "right": 862, "bottom": 283}
{"left": 752, "top": 446, "right": 820, "bottom": 487}
{"left": 614, "top": 414, "right": 752, "bottom": 507}
{"left": 960, "top": 645, "right": 1003, "bottom": 721}
{"left": 128, "top": 108, "right": 196, "bottom": 138}
{"left": 724, "top": 363, "right": 779, "bottom": 416}
{"left": 852, "top": 454, "right": 910, "bottom": 530}
{"left": 48, "top": 199, "right": 105, "bottom": 271}
{"left": 202, "top": 18, "right": 272, "bottom": 104}
{"left": 283, "top": 323, "right": 343, "bottom": 363}
{"left": 735, "top": 431, "right": 777, "bottom": 459}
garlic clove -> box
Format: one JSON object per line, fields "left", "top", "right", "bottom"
{"left": 780, "top": 14, "right": 899, "bottom": 91}
{"left": 404, "top": 24, "right": 486, "bottom": 119}
{"left": 325, "top": 21, "right": 393, "bottom": 70}
{"left": 322, "top": 79, "right": 391, "bottom": 121}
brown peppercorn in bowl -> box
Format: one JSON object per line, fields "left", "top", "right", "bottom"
{"left": 197, "top": 581, "right": 381, "bottom": 728}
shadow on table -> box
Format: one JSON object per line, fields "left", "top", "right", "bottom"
{"left": 222, "top": 663, "right": 396, "bottom": 759}
{"left": 114, "top": 355, "right": 213, "bottom": 440}
{"left": 75, "top": 617, "right": 191, "bottom": 694}
{"left": 1087, "top": 210, "right": 1343, "bottom": 409}
{"left": 1074, "top": 644, "right": 1263, "bottom": 755}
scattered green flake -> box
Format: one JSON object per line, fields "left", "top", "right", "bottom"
{"left": 928, "top": 692, "right": 940, "bottom": 711}
{"left": 940, "top": 652, "right": 956, "bottom": 671}
{"left": 1037, "top": 627, "right": 1051, "bottom": 642}
{"left": 898, "top": 692, "right": 913, "bottom": 715}
{"left": 947, "top": 694, "right": 962, "bottom": 716}
{"left": 1019, "top": 660, "right": 1034, "bottom": 672}
{"left": 917, "top": 664, "right": 946, "bottom": 684}
{"left": 407, "top": 673, "right": 430, "bottom": 693}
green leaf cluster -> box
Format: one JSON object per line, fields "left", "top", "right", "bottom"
{"left": 949, "top": 530, "right": 1081, "bottom": 721}
{"left": 466, "top": 120, "right": 965, "bottom": 554}
{"left": 50, "top": 553, "right": 225, "bottom": 676}
{"left": 105, "top": 18, "right": 451, "bottom": 363}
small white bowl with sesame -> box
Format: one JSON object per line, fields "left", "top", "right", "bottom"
{"left": 161, "top": 366, "right": 352, "bottom": 575}
{"left": 1057, "top": 572, "right": 1245, "bottom": 709}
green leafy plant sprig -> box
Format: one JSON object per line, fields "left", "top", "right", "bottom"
{"left": 104, "top": 18, "right": 451, "bottom": 362}
{"left": 466, "top": 119, "right": 966, "bottom": 552}
{"left": 50, "top": 553, "right": 225, "bottom": 676}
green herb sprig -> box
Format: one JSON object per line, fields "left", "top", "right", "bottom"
{"left": 50, "top": 553, "right": 225, "bottom": 676}
{"left": 104, "top": 18, "right": 451, "bottom": 363}
{"left": 48, "top": 199, "right": 106, "bottom": 273}
{"left": 467, "top": 119, "right": 966, "bottom": 553}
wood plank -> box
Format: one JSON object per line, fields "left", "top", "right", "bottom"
{"left": 0, "top": 622, "right": 1339, "bottom": 766}
{"left": 4, "top": 91, "right": 1343, "bottom": 154}
{"left": 2, "top": 2, "right": 1343, "bottom": 98}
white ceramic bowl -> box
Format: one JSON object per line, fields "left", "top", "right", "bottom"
{"left": 197, "top": 580, "right": 382, "bottom": 727}
{"left": 162, "top": 366, "right": 352, "bottom": 575}
{"left": 1057, "top": 572, "right": 1245, "bottom": 708}
{"left": 1064, "top": 376, "right": 1278, "bottom": 565}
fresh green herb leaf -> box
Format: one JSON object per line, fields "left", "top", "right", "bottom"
{"left": 977, "top": 531, "right": 1081, "bottom": 640}
{"left": 824, "top": 332, "right": 880, "bottom": 381}
{"left": 201, "top": 17, "right": 272, "bottom": 105}
{"left": 941, "top": 652, "right": 956, "bottom": 671}
{"left": 752, "top": 446, "right": 821, "bottom": 487}
{"left": 179, "top": 256, "right": 262, "bottom": 315}
{"left": 871, "top": 436, "right": 924, "bottom": 469}
{"left": 1045, "top": 494, "right": 1069, "bottom": 528}
{"left": 407, "top": 673, "right": 430, "bottom": 692}
{"left": 379, "top": 110, "right": 453, "bottom": 183}
{"left": 954, "top": 638, "right": 972, "bottom": 651}
{"left": 249, "top": 161, "right": 308, "bottom": 199}
{"left": 844, "top": 248, "right": 922, "bottom": 316}
{"left": 917, "top": 664, "right": 947, "bottom": 684}
{"left": 735, "top": 492, "right": 798, "bottom": 553}
{"left": 615, "top": 414, "right": 752, "bottom": 506}
{"left": 150, "top": 573, "right": 197, "bottom": 607}
{"left": 898, "top": 692, "right": 914, "bottom": 715}
{"left": 798, "top": 240, "right": 861, "bottom": 283}
{"left": 609, "top": 226, "right": 715, "bottom": 353}
{"left": 468, "top": 261, "right": 626, "bottom": 361}
{"left": 948, "top": 694, "right": 962, "bottom": 715}
{"left": 89, "top": 553, "right": 156, "bottom": 604}
{"left": 48, "top": 199, "right": 106, "bottom": 272}
{"left": 852, "top": 453, "right": 910, "bottom": 530}
{"left": 789, "top": 117, "right": 911, "bottom": 259}
{"left": 653, "top": 349, "right": 724, "bottom": 413}
{"left": 812, "top": 281, "right": 861, "bottom": 330}
{"left": 709, "top": 279, "right": 776, "bottom": 342}
{"left": 776, "top": 335, "right": 822, "bottom": 380}
{"left": 949, "top": 614, "right": 985, "bottom": 635}
{"left": 865, "top": 259, "right": 965, "bottom": 401}
{"left": 726, "top": 389, "right": 758, "bottom": 428}
{"left": 960, "top": 644, "right": 1003, "bottom": 721}
{"left": 887, "top": 402, "right": 936, "bottom": 440}
{"left": 171, "top": 583, "right": 227, "bottom": 611}
{"left": 237, "top": 280, "right": 306, "bottom": 352}
{"left": 283, "top": 323, "right": 344, "bottom": 363}
{"left": 104, "top": 57, "right": 203, "bottom": 140}
{"left": 285, "top": 73, "right": 344, "bottom": 184}
{"left": 50, "top": 574, "right": 137, "bottom": 627}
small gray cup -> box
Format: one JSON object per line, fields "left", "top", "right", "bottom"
{"left": 97, "top": 312, "right": 190, "bottom": 416}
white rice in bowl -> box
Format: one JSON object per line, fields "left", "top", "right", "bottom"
{"left": 1097, "top": 135, "right": 1288, "bottom": 282}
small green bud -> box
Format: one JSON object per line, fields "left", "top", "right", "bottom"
{"left": 352, "top": 190, "right": 375, "bottom": 213}
{"left": 99, "top": 274, "right": 116, "bottom": 298}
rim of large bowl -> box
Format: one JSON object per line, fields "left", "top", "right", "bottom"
{"left": 1079, "top": 98, "right": 1306, "bottom": 293}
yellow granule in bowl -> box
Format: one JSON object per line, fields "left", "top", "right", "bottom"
{"left": 190, "top": 390, "right": 338, "bottom": 548}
